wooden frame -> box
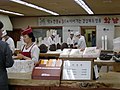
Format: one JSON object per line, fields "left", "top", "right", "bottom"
{"left": 61, "top": 58, "right": 94, "bottom": 81}
{"left": 39, "top": 53, "right": 60, "bottom": 59}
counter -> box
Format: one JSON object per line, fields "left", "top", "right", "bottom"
{"left": 8, "top": 72, "right": 120, "bottom": 90}
{"left": 94, "top": 59, "right": 120, "bottom": 72}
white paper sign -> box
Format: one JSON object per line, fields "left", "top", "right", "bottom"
{"left": 62, "top": 60, "right": 92, "bottom": 80}
{"left": 93, "top": 65, "right": 99, "bottom": 79}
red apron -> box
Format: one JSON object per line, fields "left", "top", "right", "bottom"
{"left": 21, "top": 44, "right": 35, "bottom": 58}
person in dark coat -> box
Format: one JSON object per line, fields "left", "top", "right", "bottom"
{"left": 92, "top": 31, "right": 96, "bottom": 47}
{"left": 0, "top": 21, "right": 14, "bottom": 90}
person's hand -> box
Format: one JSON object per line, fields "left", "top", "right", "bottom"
{"left": 17, "top": 54, "right": 24, "bottom": 59}
{"left": 80, "top": 48, "right": 85, "bottom": 51}
{"left": 73, "top": 45, "right": 77, "bottom": 49}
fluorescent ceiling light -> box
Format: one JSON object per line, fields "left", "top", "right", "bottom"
{"left": 0, "top": 9, "right": 24, "bottom": 16}
{"left": 74, "top": 0, "right": 94, "bottom": 14}
{"left": 10, "top": 0, "right": 59, "bottom": 15}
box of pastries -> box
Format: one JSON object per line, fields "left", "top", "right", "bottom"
{"left": 32, "top": 59, "right": 62, "bottom": 80}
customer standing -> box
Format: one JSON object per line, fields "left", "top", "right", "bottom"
{"left": 92, "top": 31, "right": 96, "bottom": 47}
{"left": 0, "top": 21, "right": 14, "bottom": 90}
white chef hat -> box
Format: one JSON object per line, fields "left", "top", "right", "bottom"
{"left": 52, "top": 32, "right": 56, "bottom": 36}
{"left": 2, "top": 30, "right": 7, "bottom": 37}
{"left": 70, "top": 32, "right": 74, "bottom": 35}
{"left": 75, "top": 32, "right": 80, "bottom": 36}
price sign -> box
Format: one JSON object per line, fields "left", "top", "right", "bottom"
{"left": 62, "top": 60, "right": 92, "bottom": 80}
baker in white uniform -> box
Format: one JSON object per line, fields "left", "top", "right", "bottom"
{"left": 67, "top": 32, "right": 75, "bottom": 47}
{"left": 74, "top": 32, "right": 86, "bottom": 50}
{"left": 47, "top": 33, "right": 56, "bottom": 46}
{"left": 2, "top": 30, "right": 15, "bottom": 54}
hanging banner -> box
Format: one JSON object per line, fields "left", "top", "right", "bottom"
{"left": 38, "top": 16, "right": 120, "bottom": 26}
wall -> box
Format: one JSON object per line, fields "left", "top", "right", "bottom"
{"left": 96, "top": 25, "right": 114, "bottom": 50}
{"left": 11, "top": 16, "right": 118, "bottom": 50}
{"left": 114, "top": 26, "right": 120, "bottom": 38}
{"left": 11, "top": 17, "right": 38, "bottom": 29}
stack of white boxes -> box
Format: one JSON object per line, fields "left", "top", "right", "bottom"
{"left": 60, "top": 49, "right": 71, "bottom": 58}
{"left": 7, "top": 60, "right": 34, "bottom": 79}
{"left": 69, "top": 49, "right": 83, "bottom": 58}
{"left": 83, "top": 47, "right": 101, "bottom": 58}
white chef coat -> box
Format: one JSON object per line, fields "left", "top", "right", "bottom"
{"left": 21, "top": 43, "right": 40, "bottom": 63}
{"left": 47, "top": 37, "right": 55, "bottom": 46}
{"left": 77, "top": 35, "right": 86, "bottom": 49}
{"left": 2, "top": 37, "right": 15, "bottom": 53}
{"left": 67, "top": 37, "right": 75, "bottom": 45}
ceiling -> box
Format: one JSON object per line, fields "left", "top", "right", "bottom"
{"left": 0, "top": 0, "right": 120, "bottom": 17}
